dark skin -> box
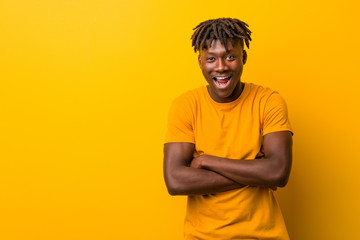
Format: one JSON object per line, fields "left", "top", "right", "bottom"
{"left": 163, "top": 39, "right": 293, "bottom": 195}
{"left": 198, "top": 39, "right": 247, "bottom": 103}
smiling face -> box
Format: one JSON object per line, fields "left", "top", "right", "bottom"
{"left": 198, "top": 38, "right": 247, "bottom": 103}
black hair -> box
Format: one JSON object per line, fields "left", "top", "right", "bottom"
{"left": 191, "top": 18, "right": 252, "bottom": 52}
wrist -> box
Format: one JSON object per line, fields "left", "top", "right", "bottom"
{"left": 200, "top": 155, "right": 215, "bottom": 169}
{"left": 204, "top": 155, "right": 223, "bottom": 171}
{"left": 199, "top": 155, "right": 207, "bottom": 169}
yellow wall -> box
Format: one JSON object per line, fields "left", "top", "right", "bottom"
{"left": 1, "top": 0, "right": 359, "bottom": 239}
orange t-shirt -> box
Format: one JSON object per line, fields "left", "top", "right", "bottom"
{"left": 165, "top": 82, "right": 293, "bottom": 240}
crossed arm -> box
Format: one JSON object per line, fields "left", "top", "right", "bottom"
{"left": 163, "top": 131, "right": 293, "bottom": 195}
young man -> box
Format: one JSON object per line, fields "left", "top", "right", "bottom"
{"left": 164, "top": 18, "right": 293, "bottom": 239}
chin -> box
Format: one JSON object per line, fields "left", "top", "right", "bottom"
{"left": 212, "top": 85, "right": 234, "bottom": 97}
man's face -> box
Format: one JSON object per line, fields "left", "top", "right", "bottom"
{"left": 198, "top": 39, "right": 247, "bottom": 103}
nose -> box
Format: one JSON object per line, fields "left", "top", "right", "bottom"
{"left": 214, "top": 58, "right": 228, "bottom": 72}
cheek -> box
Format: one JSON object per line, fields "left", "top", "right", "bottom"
{"left": 231, "top": 63, "right": 243, "bottom": 73}
{"left": 202, "top": 66, "right": 213, "bottom": 75}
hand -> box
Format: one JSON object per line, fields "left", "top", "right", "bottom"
{"left": 190, "top": 155, "right": 205, "bottom": 169}
{"left": 190, "top": 155, "right": 220, "bottom": 169}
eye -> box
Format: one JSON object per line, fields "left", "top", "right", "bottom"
{"left": 226, "top": 55, "right": 235, "bottom": 60}
{"left": 207, "top": 57, "right": 215, "bottom": 62}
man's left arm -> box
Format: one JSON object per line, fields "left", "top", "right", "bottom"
{"left": 191, "top": 131, "right": 293, "bottom": 188}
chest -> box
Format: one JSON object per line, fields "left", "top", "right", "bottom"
{"left": 193, "top": 102, "right": 263, "bottom": 159}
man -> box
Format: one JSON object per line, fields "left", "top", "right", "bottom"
{"left": 164, "top": 18, "right": 293, "bottom": 239}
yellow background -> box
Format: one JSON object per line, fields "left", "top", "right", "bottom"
{"left": 1, "top": 0, "right": 359, "bottom": 239}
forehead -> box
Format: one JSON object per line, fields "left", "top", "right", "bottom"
{"left": 202, "top": 38, "right": 242, "bottom": 54}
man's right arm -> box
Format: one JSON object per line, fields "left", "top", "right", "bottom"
{"left": 163, "top": 142, "right": 245, "bottom": 195}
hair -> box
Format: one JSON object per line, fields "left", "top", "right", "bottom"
{"left": 191, "top": 18, "right": 252, "bottom": 53}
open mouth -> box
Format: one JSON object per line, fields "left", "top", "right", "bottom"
{"left": 212, "top": 76, "right": 232, "bottom": 88}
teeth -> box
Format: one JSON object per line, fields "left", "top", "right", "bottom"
{"left": 214, "top": 76, "right": 231, "bottom": 80}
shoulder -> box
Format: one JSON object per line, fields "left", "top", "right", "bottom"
{"left": 245, "top": 82, "right": 287, "bottom": 105}
{"left": 245, "top": 83, "right": 289, "bottom": 116}
{"left": 246, "top": 82, "right": 278, "bottom": 98}
{"left": 245, "top": 83, "right": 292, "bottom": 135}
{"left": 171, "top": 86, "right": 206, "bottom": 108}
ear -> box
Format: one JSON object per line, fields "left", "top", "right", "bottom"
{"left": 242, "top": 50, "right": 247, "bottom": 65}
{"left": 198, "top": 54, "right": 202, "bottom": 69}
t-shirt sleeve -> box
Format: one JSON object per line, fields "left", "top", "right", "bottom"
{"left": 164, "top": 96, "right": 195, "bottom": 143}
{"left": 262, "top": 92, "right": 293, "bottom": 136}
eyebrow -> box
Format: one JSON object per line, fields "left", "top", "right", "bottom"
{"left": 206, "top": 49, "right": 233, "bottom": 54}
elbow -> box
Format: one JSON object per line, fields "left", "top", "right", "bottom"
{"left": 164, "top": 176, "right": 177, "bottom": 195}
{"left": 166, "top": 181, "right": 185, "bottom": 196}
{"left": 164, "top": 165, "right": 192, "bottom": 195}
{"left": 164, "top": 173, "right": 185, "bottom": 196}
{"left": 167, "top": 185, "right": 181, "bottom": 196}
{"left": 272, "top": 168, "right": 290, "bottom": 188}
{"left": 267, "top": 157, "right": 291, "bottom": 188}
{"left": 276, "top": 175, "right": 289, "bottom": 188}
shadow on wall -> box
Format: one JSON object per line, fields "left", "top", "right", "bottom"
{"left": 275, "top": 112, "right": 357, "bottom": 240}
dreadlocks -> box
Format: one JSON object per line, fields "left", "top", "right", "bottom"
{"left": 191, "top": 18, "right": 252, "bottom": 53}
